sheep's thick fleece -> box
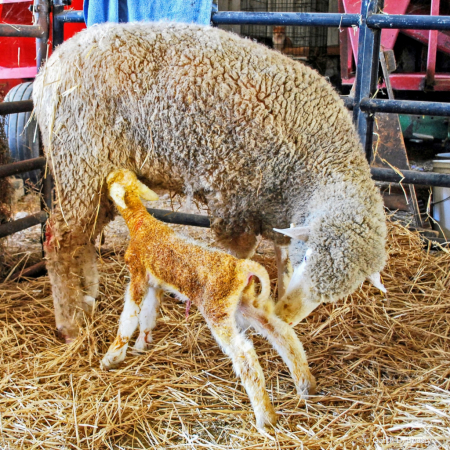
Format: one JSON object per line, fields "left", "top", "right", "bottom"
{"left": 33, "top": 22, "right": 386, "bottom": 337}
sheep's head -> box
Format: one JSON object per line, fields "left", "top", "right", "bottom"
{"left": 106, "top": 169, "right": 159, "bottom": 209}
{"left": 273, "top": 224, "right": 386, "bottom": 325}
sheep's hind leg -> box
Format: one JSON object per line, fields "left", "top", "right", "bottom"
{"left": 205, "top": 308, "right": 277, "bottom": 429}
{"left": 134, "top": 288, "right": 161, "bottom": 352}
{"left": 239, "top": 301, "right": 316, "bottom": 397}
{"left": 101, "top": 277, "right": 147, "bottom": 369}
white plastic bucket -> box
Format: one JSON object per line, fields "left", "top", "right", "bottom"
{"left": 432, "top": 160, "right": 450, "bottom": 239}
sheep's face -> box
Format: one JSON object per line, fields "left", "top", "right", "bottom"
{"left": 273, "top": 225, "right": 386, "bottom": 325}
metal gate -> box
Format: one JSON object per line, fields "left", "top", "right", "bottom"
{"left": 0, "top": 0, "right": 450, "bottom": 277}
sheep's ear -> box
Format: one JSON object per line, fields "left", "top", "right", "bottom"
{"left": 368, "top": 272, "right": 386, "bottom": 293}
{"left": 109, "top": 183, "right": 127, "bottom": 209}
{"left": 273, "top": 226, "right": 310, "bottom": 241}
{"left": 137, "top": 180, "right": 159, "bottom": 201}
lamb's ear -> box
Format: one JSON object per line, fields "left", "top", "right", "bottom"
{"left": 137, "top": 180, "right": 159, "bottom": 201}
{"left": 273, "top": 226, "right": 310, "bottom": 241}
{"left": 368, "top": 272, "right": 386, "bottom": 293}
{"left": 109, "top": 183, "right": 127, "bottom": 209}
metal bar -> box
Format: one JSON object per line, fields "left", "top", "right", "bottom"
{"left": 0, "top": 24, "right": 44, "bottom": 38}
{"left": 211, "top": 11, "right": 360, "bottom": 27}
{"left": 341, "top": 96, "right": 354, "bottom": 109}
{"left": 0, "top": 157, "right": 46, "bottom": 179}
{"left": 353, "top": 0, "right": 382, "bottom": 162}
{"left": 0, "top": 211, "right": 48, "bottom": 239}
{"left": 371, "top": 168, "right": 450, "bottom": 187}
{"left": 52, "top": 5, "right": 65, "bottom": 49}
{"left": 53, "top": 10, "right": 85, "bottom": 23}
{"left": 10, "top": 261, "right": 47, "bottom": 281}
{"left": 367, "top": 14, "right": 450, "bottom": 31}
{"left": 0, "top": 100, "right": 34, "bottom": 115}
{"left": 35, "top": 0, "right": 49, "bottom": 71}
{"left": 426, "top": 0, "right": 440, "bottom": 89}
{"left": 360, "top": 98, "right": 450, "bottom": 116}
{"left": 147, "top": 208, "right": 211, "bottom": 228}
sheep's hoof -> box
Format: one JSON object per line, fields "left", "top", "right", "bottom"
{"left": 82, "top": 295, "right": 96, "bottom": 316}
{"left": 133, "top": 333, "right": 152, "bottom": 352}
{"left": 56, "top": 325, "right": 79, "bottom": 344}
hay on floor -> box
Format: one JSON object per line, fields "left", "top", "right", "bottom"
{"left": 0, "top": 220, "right": 449, "bottom": 449}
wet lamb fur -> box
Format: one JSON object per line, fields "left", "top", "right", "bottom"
{"left": 101, "top": 169, "right": 316, "bottom": 429}
{"left": 32, "top": 22, "right": 386, "bottom": 339}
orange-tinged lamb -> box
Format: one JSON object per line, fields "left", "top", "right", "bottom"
{"left": 101, "top": 169, "right": 316, "bottom": 430}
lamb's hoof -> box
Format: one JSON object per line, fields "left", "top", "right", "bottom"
{"left": 296, "top": 374, "right": 317, "bottom": 398}
{"left": 133, "top": 333, "right": 152, "bottom": 352}
{"left": 82, "top": 295, "right": 96, "bottom": 316}
{"left": 101, "top": 353, "right": 124, "bottom": 370}
{"left": 256, "top": 407, "right": 278, "bottom": 431}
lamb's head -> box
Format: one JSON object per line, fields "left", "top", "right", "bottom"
{"left": 106, "top": 169, "right": 159, "bottom": 209}
{"left": 274, "top": 181, "right": 387, "bottom": 326}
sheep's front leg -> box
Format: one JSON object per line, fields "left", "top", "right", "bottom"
{"left": 80, "top": 243, "right": 99, "bottom": 316}
{"left": 134, "top": 287, "right": 161, "bottom": 352}
{"left": 239, "top": 302, "right": 316, "bottom": 397}
{"left": 274, "top": 244, "right": 293, "bottom": 300}
{"left": 101, "top": 279, "right": 147, "bottom": 369}
{"left": 205, "top": 310, "right": 277, "bottom": 429}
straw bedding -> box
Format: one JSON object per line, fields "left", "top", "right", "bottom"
{"left": 0, "top": 219, "right": 449, "bottom": 449}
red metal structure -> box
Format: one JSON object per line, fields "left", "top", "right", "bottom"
{"left": 0, "top": 0, "right": 85, "bottom": 98}
{"left": 339, "top": 0, "right": 450, "bottom": 90}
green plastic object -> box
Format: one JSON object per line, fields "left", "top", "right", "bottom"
{"left": 399, "top": 114, "right": 450, "bottom": 142}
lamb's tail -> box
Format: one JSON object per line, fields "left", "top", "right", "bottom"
{"left": 240, "top": 260, "right": 272, "bottom": 303}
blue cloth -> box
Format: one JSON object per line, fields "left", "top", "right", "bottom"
{"left": 83, "top": 0, "right": 216, "bottom": 27}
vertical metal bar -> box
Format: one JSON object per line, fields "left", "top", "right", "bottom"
{"left": 35, "top": 0, "right": 49, "bottom": 71}
{"left": 52, "top": 5, "right": 66, "bottom": 49}
{"left": 426, "top": 0, "right": 440, "bottom": 89}
{"left": 353, "top": 0, "right": 382, "bottom": 163}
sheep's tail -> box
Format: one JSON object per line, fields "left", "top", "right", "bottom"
{"left": 241, "top": 260, "right": 272, "bottom": 303}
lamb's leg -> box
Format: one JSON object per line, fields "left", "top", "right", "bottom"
{"left": 134, "top": 287, "right": 161, "bottom": 352}
{"left": 101, "top": 277, "right": 147, "bottom": 369}
{"left": 239, "top": 301, "right": 316, "bottom": 397}
{"left": 274, "top": 244, "right": 293, "bottom": 300}
{"left": 205, "top": 309, "right": 277, "bottom": 429}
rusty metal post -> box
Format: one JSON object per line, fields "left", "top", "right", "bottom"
{"left": 426, "top": 0, "right": 440, "bottom": 89}
{"left": 35, "top": 0, "right": 50, "bottom": 72}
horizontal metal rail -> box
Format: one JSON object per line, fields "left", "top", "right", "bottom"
{"left": 11, "top": 261, "right": 47, "bottom": 281}
{"left": 0, "top": 211, "right": 47, "bottom": 239}
{"left": 211, "top": 12, "right": 450, "bottom": 31}
{"left": 0, "top": 157, "right": 46, "bottom": 179}
{"left": 0, "top": 100, "right": 34, "bottom": 116}
{"left": 360, "top": 98, "right": 450, "bottom": 116}
{"left": 0, "top": 23, "right": 45, "bottom": 38}
{"left": 371, "top": 168, "right": 450, "bottom": 187}
{"left": 367, "top": 14, "right": 450, "bottom": 31}
{"left": 212, "top": 12, "right": 360, "bottom": 27}
{"left": 54, "top": 10, "right": 85, "bottom": 23}
{"left": 147, "top": 208, "right": 211, "bottom": 228}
